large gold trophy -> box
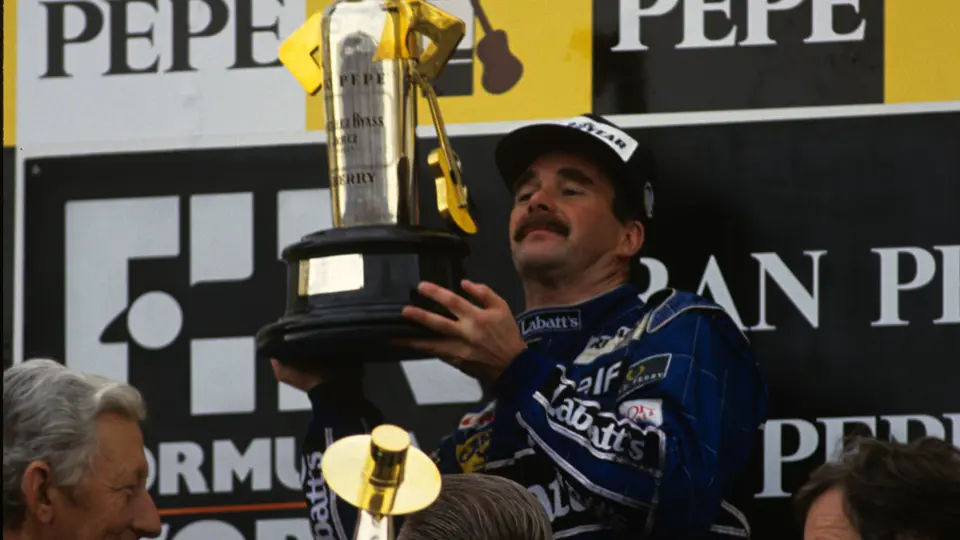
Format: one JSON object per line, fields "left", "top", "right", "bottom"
{"left": 323, "top": 424, "right": 442, "bottom": 539}
{"left": 257, "top": 0, "right": 477, "bottom": 366}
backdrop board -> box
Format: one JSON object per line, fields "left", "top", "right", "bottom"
{"left": 3, "top": 146, "right": 13, "bottom": 371}
{"left": 22, "top": 109, "right": 960, "bottom": 538}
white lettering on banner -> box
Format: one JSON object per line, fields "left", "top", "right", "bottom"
{"left": 805, "top": 0, "right": 867, "bottom": 44}
{"left": 677, "top": 0, "right": 737, "bottom": 49}
{"left": 872, "top": 246, "right": 960, "bottom": 327}
{"left": 741, "top": 0, "right": 804, "bottom": 47}
{"left": 155, "top": 519, "right": 311, "bottom": 540}
{"left": 18, "top": 0, "right": 305, "bottom": 145}
{"left": 213, "top": 439, "right": 271, "bottom": 493}
{"left": 752, "top": 251, "right": 825, "bottom": 331}
{"left": 642, "top": 251, "right": 825, "bottom": 332}
{"left": 144, "top": 437, "right": 302, "bottom": 496}
{"left": 611, "top": 0, "right": 867, "bottom": 52}
{"left": 756, "top": 413, "right": 960, "bottom": 499}
{"left": 696, "top": 255, "right": 747, "bottom": 329}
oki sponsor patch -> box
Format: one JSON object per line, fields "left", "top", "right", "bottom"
{"left": 618, "top": 399, "right": 664, "bottom": 427}
{"left": 618, "top": 353, "right": 672, "bottom": 398}
{"left": 518, "top": 309, "right": 582, "bottom": 339}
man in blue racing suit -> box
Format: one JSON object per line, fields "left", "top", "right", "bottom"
{"left": 272, "top": 114, "right": 770, "bottom": 539}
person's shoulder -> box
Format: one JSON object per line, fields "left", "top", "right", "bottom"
{"left": 643, "top": 288, "right": 747, "bottom": 344}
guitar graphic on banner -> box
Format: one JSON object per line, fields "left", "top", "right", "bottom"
{"left": 469, "top": 0, "right": 523, "bottom": 94}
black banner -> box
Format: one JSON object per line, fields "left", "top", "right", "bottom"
{"left": 22, "top": 110, "right": 960, "bottom": 538}
{"left": 592, "top": 0, "right": 884, "bottom": 114}
{"left": 3, "top": 146, "right": 14, "bottom": 371}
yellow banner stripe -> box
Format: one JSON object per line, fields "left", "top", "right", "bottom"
{"left": 885, "top": 0, "right": 960, "bottom": 103}
{"left": 302, "top": 0, "right": 591, "bottom": 131}
{"left": 3, "top": 0, "right": 16, "bottom": 146}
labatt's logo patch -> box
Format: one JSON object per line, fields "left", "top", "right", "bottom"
{"left": 519, "top": 309, "right": 581, "bottom": 338}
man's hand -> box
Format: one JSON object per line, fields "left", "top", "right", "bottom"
{"left": 396, "top": 279, "right": 527, "bottom": 382}
{"left": 270, "top": 359, "right": 324, "bottom": 392}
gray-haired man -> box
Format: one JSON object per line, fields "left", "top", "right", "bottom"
{"left": 398, "top": 474, "right": 552, "bottom": 540}
{"left": 3, "top": 358, "right": 162, "bottom": 540}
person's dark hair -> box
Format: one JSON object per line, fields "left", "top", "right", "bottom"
{"left": 397, "top": 473, "right": 552, "bottom": 540}
{"left": 606, "top": 179, "right": 648, "bottom": 287}
{"left": 794, "top": 436, "right": 960, "bottom": 540}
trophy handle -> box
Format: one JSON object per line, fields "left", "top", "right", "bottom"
{"left": 373, "top": 1, "right": 476, "bottom": 234}
{"left": 413, "top": 69, "right": 478, "bottom": 235}
{"left": 406, "top": 0, "right": 466, "bottom": 81}
{"left": 278, "top": 11, "right": 326, "bottom": 94}
{"left": 404, "top": 1, "right": 476, "bottom": 234}
{"left": 374, "top": 0, "right": 464, "bottom": 80}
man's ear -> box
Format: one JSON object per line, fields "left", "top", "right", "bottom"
{"left": 618, "top": 220, "right": 645, "bottom": 258}
{"left": 21, "top": 461, "right": 56, "bottom": 523}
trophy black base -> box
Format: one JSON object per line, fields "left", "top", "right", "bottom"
{"left": 257, "top": 225, "right": 471, "bottom": 368}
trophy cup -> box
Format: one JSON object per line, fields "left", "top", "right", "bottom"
{"left": 257, "top": 0, "right": 478, "bottom": 366}
{"left": 322, "top": 424, "right": 442, "bottom": 540}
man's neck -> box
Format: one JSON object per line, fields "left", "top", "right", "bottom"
{"left": 522, "top": 270, "right": 628, "bottom": 311}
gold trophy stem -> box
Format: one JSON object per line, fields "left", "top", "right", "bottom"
{"left": 321, "top": 425, "right": 442, "bottom": 540}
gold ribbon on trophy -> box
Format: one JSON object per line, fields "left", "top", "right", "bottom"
{"left": 322, "top": 424, "right": 442, "bottom": 540}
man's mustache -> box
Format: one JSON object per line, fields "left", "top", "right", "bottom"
{"left": 514, "top": 214, "right": 570, "bottom": 242}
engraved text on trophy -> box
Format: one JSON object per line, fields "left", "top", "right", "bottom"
{"left": 322, "top": 9, "right": 417, "bottom": 228}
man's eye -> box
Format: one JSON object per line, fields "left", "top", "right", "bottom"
{"left": 516, "top": 192, "right": 532, "bottom": 202}
{"left": 562, "top": 189, "right": 582, "bottom": 196}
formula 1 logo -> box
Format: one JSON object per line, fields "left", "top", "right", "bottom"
{"left": 58, "top": 186, "right": 483, "bottom": 414}
{"left": 65, "top": 192, "right": 301, "bottom": 415}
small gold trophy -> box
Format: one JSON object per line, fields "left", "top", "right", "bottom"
{"left": 258, "top": 0, "right": 478, "bottom": 366}
{"left": 322, "top": 424, "right": 442, "bottom": 540}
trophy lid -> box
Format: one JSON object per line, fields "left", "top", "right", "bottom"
{"left": 321, "top": 424, "right": 442, "bottom": 516}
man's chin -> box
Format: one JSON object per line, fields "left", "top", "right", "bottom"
{"left": 513, "top": 249, "right": 567, "bottom": 276}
